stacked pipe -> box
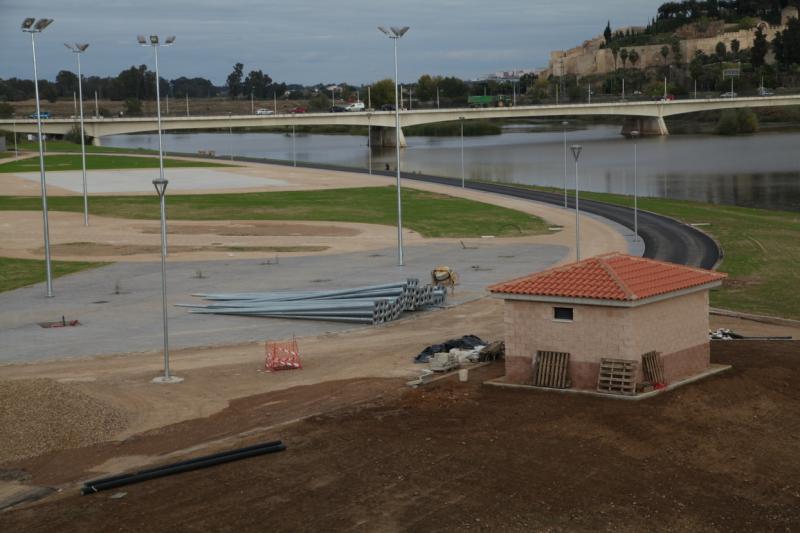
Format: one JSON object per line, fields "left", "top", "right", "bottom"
{"left": 180, "top": 280, "right": 447, "bottom": 325}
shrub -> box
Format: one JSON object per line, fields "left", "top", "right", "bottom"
{"left": 716, "top": 108, "right": 759, "bottom": 135}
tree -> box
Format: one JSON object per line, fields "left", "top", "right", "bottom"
{"left": 308, "top": 92, "right": 330, "bottom": 111}
{"left": 438, "top": 76, "right": 469, "bottom": 102}
{"left": 55, "top": 70, "right": 78, "bottom": 97}
{"left": 124, "top": 98, "right": 142, "bottom": 116}
{"left": 671, "top": 39, "right": 682, "bottom": 65}
{"left": 369, "top": 79, "right": 396, "bottom": 107}
{"left": 611, "top": 43, "right": 620, "bottom": 70}
{"left": 416, "top": 74, "right": 441, "bottom": 101}
{"left": 243, "top": 69, "right": 273, "bottom": 99}
{"left": 620, "top": 48, "right": 629, "bottom": 68}
{"left": 731, "top": 39, "right": 740, "bottom": 55}
{"left": 226, "top": 63, "right": 244, "bottom": 99}
{"left": 604, "top": 21, "right": 613, "bottom": 45}
{"left": 773, "top": 18, "right": 800, "bottom": 67}
{"left": 629, "top": 49, "right": 640, "bottom": 68}
{"left": 660, "top": 45, "right": 670, "bottom": 66}
{"left": 752, "top": 27, "right": 769, "bottom": 68}
{"left": 715, "top": 41, "right": 727, "bottom": 58}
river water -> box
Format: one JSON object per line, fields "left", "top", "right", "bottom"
{"left": 103, "top": 123, "right": 800, "bottom": 211}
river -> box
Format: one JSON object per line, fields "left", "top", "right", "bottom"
{"left": 103, "top": 123, "right": 800, "bottom": 211}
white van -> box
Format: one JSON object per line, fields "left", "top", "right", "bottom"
{"left": 345, "top": 102, "right": 365, "bottom": 112}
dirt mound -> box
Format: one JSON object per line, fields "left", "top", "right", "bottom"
{"left": 0, "top": 379, "right": 128, "bottom": 463}
{"left": 137, "top": 222, "right": 361, "bottom": 237}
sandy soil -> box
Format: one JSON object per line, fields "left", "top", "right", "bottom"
{"left": 1, "top": 341, "right": 799, "bottom": 531}
{"left": 0, "top": 174, "right": 626, "bottom": 262}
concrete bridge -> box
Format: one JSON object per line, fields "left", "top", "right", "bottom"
{"left": 3, "top": 95, "right": 799, "bottom": 147}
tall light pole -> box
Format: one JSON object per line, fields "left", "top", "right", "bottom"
{"left": 152, "top": 176, "right": 180, "bottom": 384}
{"left": 378, "top": 25, "right": 409, "bottom": 267}
{"left": 292, "top": 122, "right": 297, "bottom": 167}
{"left": 436, "top": 87, "right": 440, "bottom": 109}
{"left": 630, "top": 130, "right": 640, "bottom": 242}
{"left": 250, "top": 90, "right": 254, "bottom": 114}
{"left": 94, "top": 90, "right": 99, "bottom": 118}
{"left": 138, "top": 34, "right": 174, "bottom": 258}
{"left": 561, "top": 121, "right": 570, "bottom": 208}
{"left": 65, "top": 42, "right": 90, "bottom": 226}
{"left": 367, "top": 112, "right": 372, "bottom": 175}
{"left": 22, "top": 17, "right": 55, "bottom": 298}
{"left": 459, "top": 116, "right": 465, "bottom": 188}
{"left": 12, "top": 118, "right": 18, "bottom": 158}
{"left": 571, "top": 145, "right": 583, "bottom": 261}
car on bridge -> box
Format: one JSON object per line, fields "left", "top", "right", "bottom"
{"left": 380, "top": 104, "right": 395, "bottom": 111}
{"left": 29, "top": 111, "right": 50, "bottom": 119}
{"left": 329, "top": 105, "right": 346, "bottom": 113}
{"left": 720, "top": 91, "right": 737, "bottom": 98}
{"left": 758, "top": 88, "right": 775, "bottom": 97}
{"left": 345, "top": 102, "right": 365, "bottom": 112}
{"left": 290, "top": 106, "right": 307, "bottom": 114}
{"left": 256, "top": 108, "right": 274, "bottom": 115}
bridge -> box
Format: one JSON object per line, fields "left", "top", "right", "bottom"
{"left": 2, "top": 95, "right": 799, "bottom": 147}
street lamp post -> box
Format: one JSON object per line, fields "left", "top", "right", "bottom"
{"left": 562, "top": 121, "right": 569, "bottom": 208}
{"left": 459, "top": 116, "right": 465, "bottom": 188}
{"left": 152, "top": 177, "right": 181, "bottom": 384}
{"left": 571, "top": 145, "right": 583, "bottom": 261}
{"left": 367, "top": 112, "right": 372, "bottom": 175}
{"left": 12, "top": 118, "right": 18, "bottom": 158}
{"left": 138, "top": 34, "right": 174, "bottom": 254}
{"left": 378, "top": 25, "right": 409, "bottom": 267}
{"left": 22, "top": 17, "right": 55, "bottom": 298}
{"left": 292, "top": 122, "right": 297, "bottom": 167}
{"left": 65, "top": 42, "right": 90, "bottom": 226}
{"left": 630, "top": 130, "right": 640, "bottom": 242}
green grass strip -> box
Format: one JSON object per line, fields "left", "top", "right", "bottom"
{"left": 0, "top": 154, "right": 229, "bottom": 173}
{"left": 0, "top": 186, "right": 549, "bottom": 239}
{"left": 0, "top": 257, "right": 107, "bottom": 293}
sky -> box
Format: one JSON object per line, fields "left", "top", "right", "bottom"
{"left": 0, "top": 0, "right": 664, "bottom": 86}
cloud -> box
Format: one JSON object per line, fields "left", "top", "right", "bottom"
{"left": 0, "top": 0, "right": 664, "bottom": 84}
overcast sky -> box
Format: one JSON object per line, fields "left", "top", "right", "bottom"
{"left": 1, "top": 0, "right": 664, "bottom": 85}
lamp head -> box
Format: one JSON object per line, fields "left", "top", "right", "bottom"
{"left": 137, "top": 35, "right": 147, "bottom": 45}
{"left": 377, "top": 26, "right": 390, "bottom": 36}
{"left": 21, "top": 18, "right": 36, "bottom": 30}
{"left": 570, "top": 145, "right": 582, "bottom": 162}
{"left": 149, "top": 35, "right": 158, "bottom": 44}
{"left": 34, "top": 18, "right": 53, "bottom": 31}
{"left": 76, "top": 43, "right": 89, "bottom": 52}
{"left": 391, "top": 26, "right": 409, "bottom": 37}
{"left": 153, "top": 178, "right": 168, "bottom": 197}
{"left": 165, "top": 35, "right": 176, "bottom": 44}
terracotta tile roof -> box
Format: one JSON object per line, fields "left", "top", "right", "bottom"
{"left": 489, "top": 253, "right": 726, "bottom": 302}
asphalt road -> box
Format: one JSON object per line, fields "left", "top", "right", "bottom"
{"left": 215, "top": 154, "right": 722, "bottom": 269}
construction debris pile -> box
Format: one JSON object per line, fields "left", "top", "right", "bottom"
{"left": 181, "top": 280, "right": 447, "bottom": 325}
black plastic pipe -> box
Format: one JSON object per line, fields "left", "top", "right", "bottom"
{"left": 81, "top": 441, "right": 286, "bottom": 495}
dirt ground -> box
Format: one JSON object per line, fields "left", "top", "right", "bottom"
{"left": 1, "top": 340, "right": 799, "bottom": 532}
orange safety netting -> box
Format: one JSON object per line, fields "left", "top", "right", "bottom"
{"left": 264, "top": 337, "right": 302, "bottom": 371}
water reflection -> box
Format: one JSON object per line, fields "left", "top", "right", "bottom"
{"left": 104, "top": 125, "right": 800, "bottom": 211}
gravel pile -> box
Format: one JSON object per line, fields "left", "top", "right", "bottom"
{"left": 0, "top": 378, "right": 128, "bottom": 463}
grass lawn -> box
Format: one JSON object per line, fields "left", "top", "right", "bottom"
{"left": 0, "top": 154, "right": 229, "bottom": 173}
{"left": 0, "top": 257, "right": 107, "bottom": 293}
{"left": 489, "top": 181, "right": 800, "bottom": 320}
{"left": 0, "top": 186, "right": 549, "bottom": 239}
{"left": 16, "top": 140, "right": 159, "bottom": 155}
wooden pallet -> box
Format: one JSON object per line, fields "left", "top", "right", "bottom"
{"left": 597, "top": 358, "right": 638, "bottom": 396}
{"left": 642, "top": 351, "right": 666, "bottom": 384}
{"left": 533, "top": 351, "right": 571, "bottom": 389}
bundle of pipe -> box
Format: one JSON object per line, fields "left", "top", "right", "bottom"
{"left": 181, "top": 279, "right": 447, "bottom": 325}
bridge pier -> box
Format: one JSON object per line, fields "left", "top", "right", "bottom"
{"left": 369, "top": 126, "right": 406, "bottom": 148}
{"left": 621, "top": 117, "right": 669, "bottom": 137}
{"left": 91, "top": 137, "right": 102, "bottom": 147}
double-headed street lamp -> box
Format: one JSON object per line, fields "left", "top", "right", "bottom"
{"left": 139, "top": 34, "right": 181, "bottom": 384}
{"left": 562, "top": 121, "right": 569, "bottom": 208}
{"left": 64, "top": 42, "right": 90, "bottom": 226}
{"left": 22, "top": 17, "right": 55, "bottom": 298}
{"left": 459, "top": 116, "right": 466, "bottom": 188}
{"left": 378, "top": 25, "right": 409, "bottom": 267}
{"left": 571, "top": 145, "right": 583, "bottom": 261}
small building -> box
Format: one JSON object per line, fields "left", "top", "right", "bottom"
{"left": 488, "top": 253, "right": 726, "bottom": 394}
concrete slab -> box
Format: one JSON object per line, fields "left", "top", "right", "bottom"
{"left": 10, "top": 168, "right": 287, "bottom": 193}
{"left": 0, "top": 242, "right": 567, "bottom": 364}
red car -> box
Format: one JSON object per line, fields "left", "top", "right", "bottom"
{"left": 290, "top": 106, "right": 307, "bottom": 114}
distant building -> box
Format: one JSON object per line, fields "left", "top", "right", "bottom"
{"left": 489, "top": 253, "right": 726, "bottom": 394}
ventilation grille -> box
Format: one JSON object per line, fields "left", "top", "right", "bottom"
{"left": 533, "top": 351, "right": 571, "bottom": 389}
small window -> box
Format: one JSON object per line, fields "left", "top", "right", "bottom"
{"left": 553, "top": 307, "right": 573, "bottom": 321}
